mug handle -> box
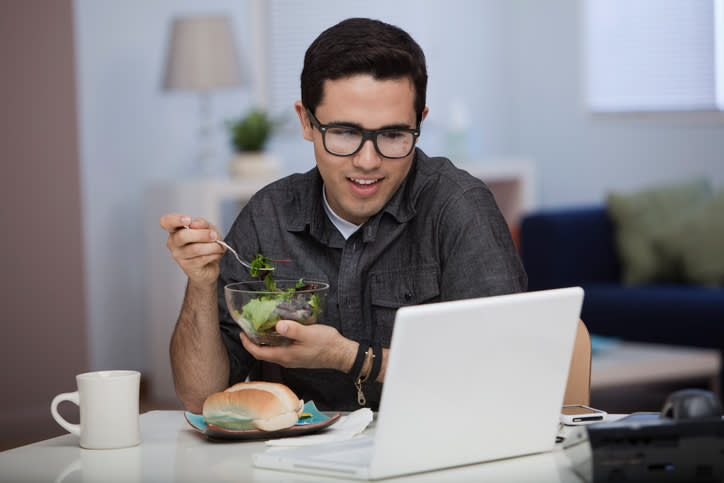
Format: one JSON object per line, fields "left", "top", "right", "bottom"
{"left": 51, "top": 392, "right": 81, "bottom": 436}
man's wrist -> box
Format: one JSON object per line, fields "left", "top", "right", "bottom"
{"left": 187, "top": 277, "right": 217, "bottom": 292}
{"left": 339, "top": 337, "right": 359, "bottom": 374}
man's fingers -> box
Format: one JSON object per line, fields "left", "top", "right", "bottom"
{"left": 176, "top": 241, "right": 224, "bottom": 261}
{"left": 163, "top": 216, "right": 220, "bottom": 249}
{"left": 160, "top": 213, "right": 192, "bottom": 233}
{"left": 176, "top": 227, "right": 220, "bottom": 246}
{"left": 159, "top": 213, "right": 223, "bottom": 283}
{"left": 275, "top": 320, "right": 304, "bottom": 338}
{"left": 159, "top": 214, "right": 219, "bottom": 234}
{"left": 239, "top": 323, "right": 343, "bottom": 370}
{"left": 188, "top": 217, "right": 215, "bottom": 230}
{"left": 241, "top": 332, "right": 282, "bottom": 359}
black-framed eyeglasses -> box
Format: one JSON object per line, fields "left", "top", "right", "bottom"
{"left": 306, "top": 109, "right": 420, "bottom": 159}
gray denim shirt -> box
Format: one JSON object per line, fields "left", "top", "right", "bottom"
{"left": 217, "top": 148, "right": 527, "bottom": 410}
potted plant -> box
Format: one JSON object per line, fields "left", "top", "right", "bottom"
{"left": 227, "top": 108, "right": 281, "bottom": 179}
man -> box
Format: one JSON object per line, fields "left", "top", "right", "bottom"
{"left": 160, "top": 18, "right": 526, "bottom": 414}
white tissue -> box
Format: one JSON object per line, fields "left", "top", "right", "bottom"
{"left": 265, "top": 408, "right": 374, "bottom": 446}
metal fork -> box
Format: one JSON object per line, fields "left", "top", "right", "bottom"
{"left": 182, "top": 226, "right": 274, "bottom": 275}
{"left": 215, "top": 239, "right": 274, "bottom": 273}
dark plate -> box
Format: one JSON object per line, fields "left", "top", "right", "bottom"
{"left": 184, "top": 400, "right": 341, "bottom": 441}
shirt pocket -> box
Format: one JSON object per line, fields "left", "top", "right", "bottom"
{"left": 369, "top": 265, "right": 440, "bottom": 346}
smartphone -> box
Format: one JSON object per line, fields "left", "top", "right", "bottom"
{"left": 560, "top": 405, "right": 608, "bottom": 425}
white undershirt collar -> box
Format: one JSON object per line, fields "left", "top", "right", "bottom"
{"left": 322, "top": 184, "right": 361, "bottom": 239}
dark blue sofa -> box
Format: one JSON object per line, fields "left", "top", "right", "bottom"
{"left": 520, "top": 206, "right": 724, "bottom": 364}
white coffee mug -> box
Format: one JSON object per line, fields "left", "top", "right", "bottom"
{"left": 51, "top": 370, "right": 141, "bottom": 449}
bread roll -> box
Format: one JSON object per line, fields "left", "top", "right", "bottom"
{"left": 202, "top": 382, "right": 304, "bottom": 431}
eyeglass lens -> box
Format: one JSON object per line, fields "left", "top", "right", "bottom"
{"left": 325, "top": 127, "right": 415, "bottom": 158}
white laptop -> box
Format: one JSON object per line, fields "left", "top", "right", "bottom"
{"left": 253, "top": 287, "right": 584, "bottom": 480}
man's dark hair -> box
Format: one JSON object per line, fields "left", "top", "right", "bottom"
{"left": 301, "top": 18, "right": 428, "bottom": 125}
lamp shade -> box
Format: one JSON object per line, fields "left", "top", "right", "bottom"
{"left": 163, "top": 15, "right": 242, "bottom": 91}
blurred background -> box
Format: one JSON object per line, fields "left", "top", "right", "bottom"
{"left": 2, "top": 0, "right": 722, "bottom": 449}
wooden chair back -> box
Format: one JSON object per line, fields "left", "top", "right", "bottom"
{"left": 564, "top": 319, "right": 592, "bottom": 406}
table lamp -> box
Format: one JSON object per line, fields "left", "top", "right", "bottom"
{"left": 162, "top": 15, "right": 243, "bottom": 174}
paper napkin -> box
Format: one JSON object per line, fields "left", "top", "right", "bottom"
{"left": 265, "top": 408, "right": 374, "bottom": 446}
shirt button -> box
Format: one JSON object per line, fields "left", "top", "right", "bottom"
{"left": 404, "top": 292, "right": 412, "bottom": 301}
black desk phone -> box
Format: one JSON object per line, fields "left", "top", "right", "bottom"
{"left": 567, "top": 389, "right": 724, "bottom": 482}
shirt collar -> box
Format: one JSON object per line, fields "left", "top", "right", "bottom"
{"left": 282, "top": 169, "right": 344, "bottom": 246}
{"left": 282, "top": 148, "right": 431, "bottom": 244}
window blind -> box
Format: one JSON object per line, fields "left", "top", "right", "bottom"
{"left": 584, "top": 0, "right": 723, "bottom": 112}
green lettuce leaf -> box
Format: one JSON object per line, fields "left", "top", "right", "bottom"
{"left": 242, "top": 298, "right": 281, "bottom": 331}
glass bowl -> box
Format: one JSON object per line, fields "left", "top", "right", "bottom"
{"left": 224, "top": 280, "right": 329, "bottom": 346}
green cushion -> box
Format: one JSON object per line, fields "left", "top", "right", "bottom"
{"left": 606, "top": 179, "right": 711, "bottom": 284}
{"left": 654, "top": 189, "right": 724, "bottom": 287}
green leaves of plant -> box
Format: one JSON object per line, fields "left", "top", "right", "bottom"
{"left": 227, "top": 109, "right": 276, "bottom": 152}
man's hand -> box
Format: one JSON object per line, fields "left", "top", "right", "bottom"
{"left": 159, "top": 213, "right": 224, "bottom": 284}
{"left": 240, "top": 321, "right": 357, "bottom": 373}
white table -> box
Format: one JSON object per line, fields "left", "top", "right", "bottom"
{"left": 0, "top": 410, "right": 593, "bottom": 482}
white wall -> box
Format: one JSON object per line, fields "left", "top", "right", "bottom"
{"left": 506, "top": 0, "right": 724, "bottom": 208}
{"left": 74, "top": 0, "right": 724, "bottom": 378}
